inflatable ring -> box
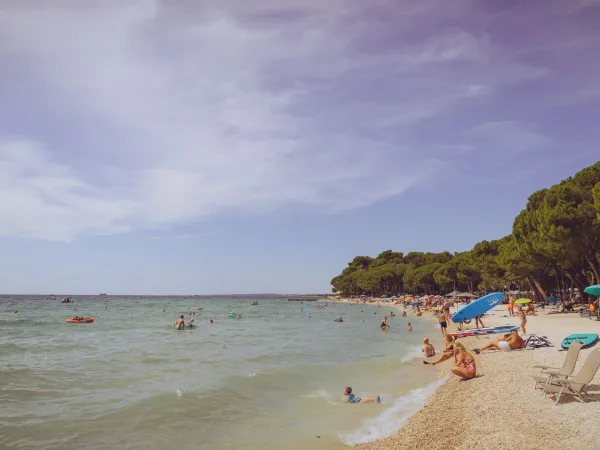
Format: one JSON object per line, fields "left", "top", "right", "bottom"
{"left": 66, "top": 317, "right": 94, "bottom": 323}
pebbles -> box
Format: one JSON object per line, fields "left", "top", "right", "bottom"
{"left": 356, "top": 310, "right": 600, "bottom": 450}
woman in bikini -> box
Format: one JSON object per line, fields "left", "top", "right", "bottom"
{"left": 450, "top": 342, "right": 476, "bottom": 379}
{"left": 519, "top": 306, "right": 527, "bottom": 335}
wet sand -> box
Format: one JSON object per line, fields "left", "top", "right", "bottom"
{"left": 353, "top": 304, "right": 600, "bottom": 450}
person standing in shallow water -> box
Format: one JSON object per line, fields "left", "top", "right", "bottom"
{"left": 438, "top": 311, "right": 448, "bottom": 337}
{"left": 380, "top": 316, "right": 390, "bottom": 330}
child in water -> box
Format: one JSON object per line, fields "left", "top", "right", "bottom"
{"left": 343, "top": 386, "right": 380, "bottom": 404}
{"left": 408, "top": 322, "right": 413, "bottom": 332}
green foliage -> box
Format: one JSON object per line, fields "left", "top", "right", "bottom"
{"left": 331, "top": 161, "right": 600, "bottom": 298}
{"left": 593, "top": 182, "right": 600, "bottom": 220}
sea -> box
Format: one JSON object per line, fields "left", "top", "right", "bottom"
{"left": 1, "top": 296, "right": 442, "bottom": 450}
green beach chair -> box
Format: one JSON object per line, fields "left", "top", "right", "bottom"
{"left": 542, "top": 349, "right": 600, "bottom": 404}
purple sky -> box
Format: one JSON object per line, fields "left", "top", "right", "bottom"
{"left": 0, "top": 0, "right": 599, "bottom": 294}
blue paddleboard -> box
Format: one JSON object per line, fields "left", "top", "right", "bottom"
{"left": 561, "top": 334, "right": 599, "bottom": 350}
{"left": 451, "top": 292, "right": 504, "bottom": 323}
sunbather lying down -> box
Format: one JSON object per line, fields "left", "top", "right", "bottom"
{"left": 476, "top": 330, "right": 524, "bottom": 353}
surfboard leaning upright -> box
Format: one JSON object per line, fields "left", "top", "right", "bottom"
{"left": 451, "top": 292, "right": 505, "bottom": 323}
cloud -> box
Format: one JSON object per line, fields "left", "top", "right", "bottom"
{"left": 0, "top": 0, "right": 598, "bottom": 240}
{"left": 145, "top": 232, "right": 213, "bottom": 241}
{"left": 0, "top": 139, "right": 135, "bottom": 241}
{"left": 467, "top": 122, "right": 551, "bottom": 153}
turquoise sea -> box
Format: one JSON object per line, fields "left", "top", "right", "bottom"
{"left": 1, "top": 296, "right": 441, "bottom": 449}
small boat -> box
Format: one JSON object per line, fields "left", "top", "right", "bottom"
{"left": 66, "top": 317, "right": 94, "bottom": 324}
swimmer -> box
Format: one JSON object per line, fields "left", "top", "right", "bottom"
{"left": 343, "top": 386, "right": 380, "bottom": 404}
{"left": 175, "top": 315, "right": 185, "bottom": 329}
{"left": 210, "top": 319, "right": 214, "bottom": 324}
{"left": 408, "top": 322, "right": 412, "bottom": 332}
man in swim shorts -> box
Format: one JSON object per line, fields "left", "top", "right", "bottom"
{"left": 175, "top": 315, "right": 185, "bottom": 329}
{"left": 438, "top": 312, "right": 448, "bottom": 337}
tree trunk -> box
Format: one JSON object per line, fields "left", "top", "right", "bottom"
{"left": 567, "top": 269, "right": 589, "bottom": 303}
{"left": 527, "top": 276, "right": 546, "bottom": 302}
{"left": 553, "top": 264, "right": 561, "bottom": 297}
{"left": 584, "top": 254, "right": 600, "bottom": 284}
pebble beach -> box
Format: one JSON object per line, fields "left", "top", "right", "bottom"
{"left": 353, "top": 303, "right": 600, "bottom": 450}
{"left": 357, "top": 307, "right": 600, "bottom": 450}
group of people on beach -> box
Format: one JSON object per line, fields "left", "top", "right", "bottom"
{"left": 422, "top": 335, "right": 477, "bottom": 379}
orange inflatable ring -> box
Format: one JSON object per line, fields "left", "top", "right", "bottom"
{"left": 66, "top": 317, "right": 94, "bottom": 323}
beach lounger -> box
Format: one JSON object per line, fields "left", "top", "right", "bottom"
{"left": 542, "top": 349, "right": 600, "bottom": 404}
{"left": 532, "top": 341, "right": 583, "bottom": 390}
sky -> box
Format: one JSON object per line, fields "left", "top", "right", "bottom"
{"left": 0, "top": 0, "right": 599, "bottom": 294}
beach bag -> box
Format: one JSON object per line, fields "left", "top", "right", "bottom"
{"left": 524, "top": 335, "right": 553, "bottom": 349}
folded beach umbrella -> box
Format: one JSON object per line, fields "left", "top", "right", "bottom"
{"left": 514, "top": 298, "right": 532, "bottom": 304}
{"left": 585, "top": 285, "right": 600, "bottom": 297}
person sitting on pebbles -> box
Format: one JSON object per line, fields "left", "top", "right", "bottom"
{"left": 422, "top": 338, "right": 435, "bottom": 357}
{"left": 424, "top": 335, "right": 455, "bottom": 365}
{"left": 450, "top": 342, "right": 476, "bottom": 380}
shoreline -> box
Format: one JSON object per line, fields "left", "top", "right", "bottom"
{"left": 340, "top": 301, "right": 600, "bottom": 450}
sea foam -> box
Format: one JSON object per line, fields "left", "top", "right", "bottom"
{"left": 339, "top": 377, "right": 447, "bottom": 446}
{"left": 400, "top": 345, "right": 424, "bottom": 363}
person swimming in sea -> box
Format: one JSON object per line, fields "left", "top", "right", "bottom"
{"left": 343, "top": 386, "right": 380, "bottom": 404}
{"left": 408, "top": 322, "right": 412, "bottom": 332}
{"left": 209, "top": 319, "right": 214, "bottom": 324}
{"left": 175, "top": 315, "right": 185, "bottom": 329}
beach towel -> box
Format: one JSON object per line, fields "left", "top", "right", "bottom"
{"left": 524, "top": 335, "right": 553, "bottom": 349}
